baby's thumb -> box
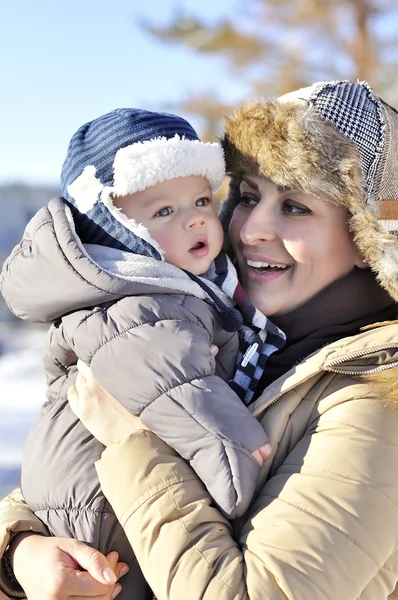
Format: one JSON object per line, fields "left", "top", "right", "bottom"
{"left": 210, "top": 344, "right": 219, "bottom": 357}
{"left": 251, "top": 443, "right": 272, "bottom": 466}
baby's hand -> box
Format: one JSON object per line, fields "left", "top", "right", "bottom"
{"left": 252, "top": 443, "right": 272, "bottom": 466}
{"left": 210, "top": 344, "right": 219, "bottom": 357}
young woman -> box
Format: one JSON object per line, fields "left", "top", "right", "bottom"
{"left": 1, "top": 80, "right": 398, "bottom": 600}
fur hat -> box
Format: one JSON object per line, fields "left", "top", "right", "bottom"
{"left": 220, "top": 81, "right": 398, "bottom": 301}
{"left": 61, "top": 108, "right": 225, "bottom": 258}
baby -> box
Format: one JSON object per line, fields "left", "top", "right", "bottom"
{"left": 1, "top": 108, "right": 285, "bottom": 598}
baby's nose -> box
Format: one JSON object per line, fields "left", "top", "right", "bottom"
{"left": 186, "top": 210, "right": 206, "bottom": 228}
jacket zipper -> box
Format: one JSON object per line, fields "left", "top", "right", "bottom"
{"left": 326, "top": 345, "right": 398, "bottom": 375}
{"left": 251, "top": 393, "right": 283, "bottom": 418}
{"left": 251, "top": 345, "right": 398, "bottom": 418}
{"left": 326, "top": 361, "right": 398, "bottom": 375}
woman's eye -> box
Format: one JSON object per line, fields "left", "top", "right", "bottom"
{"left": 155, "top": 207, "right": 172, "bottom": 217}
{"left": 195, "top": 197, "right": 210, "bottom": 207}
{"left": 239, "top": 194, "right": 259, "bottom": 207}
{"left": 282, "top": 200, "right": 311, "bottom": 215}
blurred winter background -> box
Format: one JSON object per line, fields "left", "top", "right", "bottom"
{"left": 1, "top": 0, "right": 398, "bottom": 497}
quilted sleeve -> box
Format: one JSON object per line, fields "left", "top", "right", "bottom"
{"left": 0, "top": 488, "right": 49, "bottom": 598}
{"left": 95, "top": 387, "right": 398, "bottom": 600}
{"left": 0, "top": 206, "right": 52, "bottom": 322}
{"left": 62, "top": 295, "right": 268, "bottom": 518}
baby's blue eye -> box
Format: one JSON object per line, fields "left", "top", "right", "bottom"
{"left": 156, "top": 207, "right": 172, "bottom": 217}
{"left": 196, "top": 197, "right": 209, "bottom": 207}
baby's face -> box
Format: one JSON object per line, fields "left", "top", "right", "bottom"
{"left": 113, "top": 175, "right": 224, "bottom": 274}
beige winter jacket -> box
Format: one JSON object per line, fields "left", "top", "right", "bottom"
{"left": 1, "top": 321, "right": 398, "bottom": 599}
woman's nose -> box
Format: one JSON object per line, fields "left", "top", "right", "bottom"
{"left": 240, "top": 205, "right": 276, "bottom": 245}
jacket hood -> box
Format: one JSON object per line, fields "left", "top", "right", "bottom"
{"left": 0, "top": 198, "right": 234, "bottom": 323}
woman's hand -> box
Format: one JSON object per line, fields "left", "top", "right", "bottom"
{"left": 10, "top": 532, "right": 129, "bottom": 599}
{"left": 68, "top": 360, "right": 147, "bottom": 447}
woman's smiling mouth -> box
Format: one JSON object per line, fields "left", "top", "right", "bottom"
{"left": 243, "top": 256, "right": 292, "bottom": 284}
{"left": 246, "top": 259, "right": 289, "bottom": 272}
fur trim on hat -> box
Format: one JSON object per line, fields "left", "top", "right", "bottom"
{"left": 111, "top": 134, "right": 225, "bottom": 194}
{"left": 220, "top": 98, "right": 398, "bottom": 301}
{"left": 67, "top": 165, "right": 103, "bottom": 214}
{"left": 222, "top": 101, "right": 364, "bottom": 210}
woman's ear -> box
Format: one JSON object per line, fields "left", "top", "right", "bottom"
{"left": 349, "top": 226, "right": 369, "bottom": 269}
{"left": 355, "top": 254, "right": 370, "bottom": 269}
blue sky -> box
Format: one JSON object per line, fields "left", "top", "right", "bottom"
{"left": 1, "top": 0, "right": 245, "bottom": 184}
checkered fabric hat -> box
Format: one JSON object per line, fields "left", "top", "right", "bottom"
{"left": 221, "top": 81, "right": 398, "bottom": 301}
{"left": 61, "top": 108, "right": 225, "bottom": 257}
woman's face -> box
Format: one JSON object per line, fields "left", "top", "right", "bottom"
{"left": 229, "top": 175, "right": 365, "bottom": 316}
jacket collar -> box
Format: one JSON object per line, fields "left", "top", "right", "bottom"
{"left": 250, "top": 320, "right": 398, "bottom": 418}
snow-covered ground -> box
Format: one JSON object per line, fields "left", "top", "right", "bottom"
{"left": 0, "top": 326, "right": 46, "bottom": 495}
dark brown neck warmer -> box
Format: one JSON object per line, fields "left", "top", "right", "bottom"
{"left": 257, "top": 268, "right": 398, "bottom": 392}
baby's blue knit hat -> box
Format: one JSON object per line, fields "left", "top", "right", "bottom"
{"left": 61, "top": 108, "right": 225, "bottom": 258}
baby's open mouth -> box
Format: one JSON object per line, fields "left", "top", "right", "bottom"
{"left": 191, "top": 241, "right": 206, "bottom": 251}
{"left": 189, "top": 239, "right": 209, "bottom": 258}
